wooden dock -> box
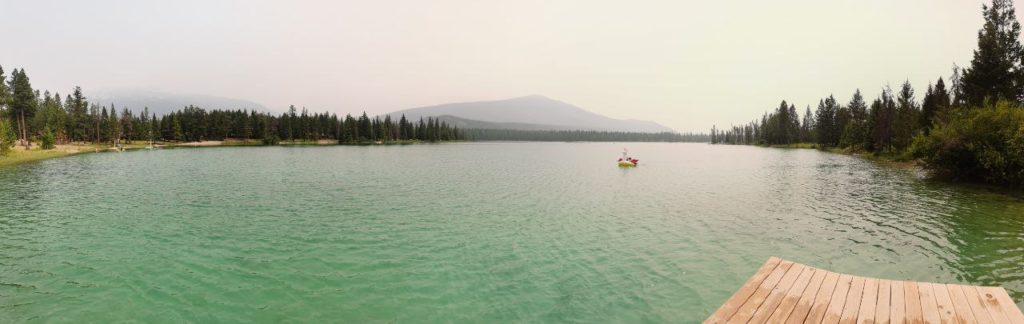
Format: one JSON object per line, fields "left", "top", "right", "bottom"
{"left": 706, "top": 257, "right": 1024, "bottom": 324}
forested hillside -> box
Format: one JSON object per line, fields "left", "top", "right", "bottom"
{"left": 711, "top": 0, "right": 1024, "bottom": 187}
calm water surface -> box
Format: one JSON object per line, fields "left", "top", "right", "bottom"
{"left": 1, "top": 143, "right": 1022, "bottom": 322}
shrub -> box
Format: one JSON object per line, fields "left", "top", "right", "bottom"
{"left": 262, "top": 134, "right": 279, "bottom": 145}
{"left": 0, "top": 119, "right": 15, "bottom": 156}
{"left": 41, "top": 128, "right": 56, "bottom": 150}
{"left": 911, "top": 101, "right": 1024, "bottom": 187}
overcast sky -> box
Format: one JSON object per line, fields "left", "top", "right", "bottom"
{"left": 2, "top": 0, "right": 1019, "bottom": 131}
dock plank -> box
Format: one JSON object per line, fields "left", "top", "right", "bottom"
{"left": 919, "top": 282, "right": 942, "bottom": 324}
{"left": 728, "top": 260, "right": 795, "bottom": 323}
{"left": 838, "top": 276, "right": 866, "bottom": 324}
{"left": 985, "top": 287, "right": 1024, "bottom": 324}
{"left": 749, "top": 263, "right": 807, "bottom": 323}
{"left": 961, "top": 285, "right": 996, "bottom": 324}
{"left": 805, "top": 272, "right": 842, "bottom": 324}
{"left": 946, "top": 284, "right": 979, "bottom": 324}
{"left": 891, "top": 281, "right": 906, "bottom": 323}
{"left": 767, "top": 267, "right": 819, "bottom": 323}
{"left": 822, "top": 274, "right": 854, "bottom": 324}
{"left": 930, "top": 282, "right": 959, "bottom": 324}
{"left": 857, "top": 278, "right": 879, "bottom": 324}
{"left": 905, "top": 281, "right": 924, "bottom": 324}
{"left": 706, "top": 258, "right": 1024, "bottom": 324}
{"left": 876, "top": 279, "right": 892, "bottom": 324}
{"left": 705, "top": 257, "right": 782, "bottom": 323}
{"left": 785, "top": 268, "right": 829, "bottom": 324}
{"left": 976, "top": 286, "right": 1020, "bottom": 324}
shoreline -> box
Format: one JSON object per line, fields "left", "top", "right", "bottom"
{"left": 0, "top": 139, "right": 444, "bottom": 168}
{"left": 746, "top": 142, "right": 1024, "bottom": 193}
{"left": 757, "top": 142, "right": 919, "bottom": 168}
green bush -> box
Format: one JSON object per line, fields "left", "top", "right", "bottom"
{"left": 0, "top": 119, "right": 15, "bottom": 156}
{"left": 911, "top": 101, "right": 1024, "bottom": 187}
{"left": 262, "top": 134, "right": 279, "bottom": 145}
{"left": 40, "top": 128, "right": 56, "bottom": 150}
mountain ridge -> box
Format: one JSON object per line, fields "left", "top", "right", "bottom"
{"left": 387, "top": 95, "right": 673, "bottom": 133}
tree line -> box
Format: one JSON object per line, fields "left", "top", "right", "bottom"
{"left": 464, "top": 129, "right": 709, "bottom": 142}
{"left": 160, "top": 106, "right": 461, "bottom": 144}
{"left": 711, "top": 0, "right": 1024, "bottom": 187}
{"left": 0, "top": 70, "right": 463, "bottom": 153}
{"left": 711, "top": 79, "right": 951, "bottom": 153}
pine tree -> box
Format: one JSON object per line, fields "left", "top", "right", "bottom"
{"left": 960, "top": 0, "right": 1023, "bottom": 105}
{"left": 0, "top": 66, "right": 10, "bottom": 118}
{"left": 893, "top": 80, "right": 919, "bottom": 151}
{"left": 121, "top": 108, "right": 133, "bottom": 143}
{"left": 774, "top": 100, "right": 790, "bottom": 144}
{"left": 100, "top": 107, "right": 110, "bottom": 143}
{"left": 358, "top": 112, "right": 371, "bottom": 141}
{"left": 801, "top": 106, "right": 814, "bottom": 143}
{"left": 950, "top": 64, "right": 965, "bottom": 106}
{"left": 815, "top": 97, "right": 840, "bottom": 147}
{"left": 69, "top": 87, "right": 89, "bottom": 142}
{"left": 108, "top": 104, "right": 121, "bottom": 144}
{"left": 841, "top": 89, "right": 869, "bottom": 148}
{"left": 788, "top": 104, "right": 799, "bottom": 143}
{"left": 8, "top": 69, "right": 37, "bottom": 147}
{"left": 933, "top": 77, "right": 951, "bottom": 120}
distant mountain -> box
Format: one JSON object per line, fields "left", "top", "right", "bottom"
{"left": 432, "top": 115, "right": 587, "bottom": 131}
{"left": 90, "top": 89, "right": 268, "bottom": 116}
{"left": 388, "top": 95, "right": 673, "bottom": 133}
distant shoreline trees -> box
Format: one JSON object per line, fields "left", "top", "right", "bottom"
{"left": 710, "top": 0, "right": 1024, "bottom": 187}
{"left": 0, "top": 65, "right": 708, "bottom": 150}
{"left": 0, "top": 69, "right": 464, "bottom": 152}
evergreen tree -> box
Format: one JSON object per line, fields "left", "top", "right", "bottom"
{"left": 52, "top": 92, "right": 67, "bottom": 142}
{"left": 893, "top": 80, "right": 919, "bottom": 151}
{"left": 7, "top": 69, "right": 37, "bottom": 147}
{"left": 841, "top": 89, "right": 869, "bottom": 148}
{"left": 0, "top": 66, "right": 10, "bottom": 118}
{"left": 69, "top": 87, "right": 89, "bottom": 142}
{"left": 872, "top": 86, "right": 897, "bottom": 152}
{"left": 778, "top": 100, "right": 790, "bottom": 144}
{"left": 960, "top": 0, "right": 1023, "bottom": 105}
{"left": 814, "top": 96, "right": 842, "bottom": 147}
{"left": 933, "top": 77, "right": 951, "bottom": 121}
{"left": 32, "top": 91, "right": 67, "bottom": 143}
{"left": 950, "top": 64, "right": 965, "bottom": 106}
{"left": 100, "top": 107, "right": 110, "bottom": 142}
{"left": 787, "top": 104, "right": 799, "bottom": 143}
{"left": 358, "top": 112, "right": 371, "bottom": 141}
{"left": 140, "top": 107, "right": 151, "bottom": 143}
{"left": 920, "top": 78, "right": 950, "bottom": 135}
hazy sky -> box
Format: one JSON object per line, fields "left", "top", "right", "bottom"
{"left": 3, "top": 0, "right": 1020, "bottom": 131}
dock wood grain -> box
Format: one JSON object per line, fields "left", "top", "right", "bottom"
{"left": 706, "top": 257, "right": 1024, "bottom": 324}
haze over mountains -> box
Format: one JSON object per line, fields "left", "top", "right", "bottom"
{"left": 91, "top": 89, "right": 268, "bottom": 116}
{"left": 93, "top": 90, "right": 673, "bottom": 133}
{"left": 388, "top": 95, "right": 674, "bottom": 133}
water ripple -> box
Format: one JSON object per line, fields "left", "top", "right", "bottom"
{"left": 0, "top": 143, "right": 1022, "bottom": 322}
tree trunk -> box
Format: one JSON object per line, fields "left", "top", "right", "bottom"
{"left": 19, "top": 110, "right": 28, "bottom": 148}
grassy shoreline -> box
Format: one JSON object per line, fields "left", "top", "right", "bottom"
{"left": 0, "top": 142, "right": 155, "bottom": 168}
{"left": 0, "top": 139, "right": 446, "bottom": 167}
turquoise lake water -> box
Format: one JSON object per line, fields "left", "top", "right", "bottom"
{"left": 1, "top": 143, "right": 1022, "bottom": 322}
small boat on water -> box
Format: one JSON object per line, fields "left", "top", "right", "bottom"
{"left": 617, "top": 148, "right": 639, "bottom": 167}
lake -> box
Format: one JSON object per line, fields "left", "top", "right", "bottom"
{"left": 1, "top": 143, "right": 1022, "bottom": 322}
